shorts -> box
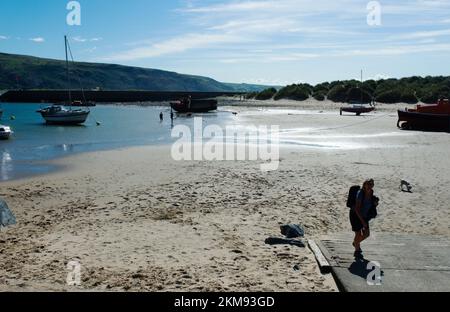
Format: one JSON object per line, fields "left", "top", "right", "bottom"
{"left": 349, "top": 209, "right": 369, "bottom": 232}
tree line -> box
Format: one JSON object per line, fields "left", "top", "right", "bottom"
{"left": 246, "top": 76, "right": 450, "bottom": 104}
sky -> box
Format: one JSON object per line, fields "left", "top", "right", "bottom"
{"left": 0, "top": 0, "right": 450, "bottom": 85}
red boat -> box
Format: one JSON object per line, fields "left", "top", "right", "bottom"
{"left": 340, "top": 104, "right": 375, "bottom": 116}
{"left": 397, "top": 98, "right": 450, "bottom": 131}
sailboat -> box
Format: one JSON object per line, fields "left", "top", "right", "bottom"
{"left": 340, "top": 70, "right": 375, "bottom": 116}
{"left": 37, "top": 36, "right": 90, "bottom": 125}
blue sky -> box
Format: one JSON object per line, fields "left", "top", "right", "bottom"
{"left": 1, "top": 0, "right": 450, "bottom": 85}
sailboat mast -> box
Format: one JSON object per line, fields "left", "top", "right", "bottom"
{"left": 360, "top": 69, "right": 363, "bottom": 103}
{"left": 65, "top": 36, "right": 72, "bottom": 108}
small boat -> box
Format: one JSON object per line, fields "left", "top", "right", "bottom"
{"left": 340, "top": 70, "right": 375, "bottom": 116}
{"left": 0, "top": 125, "right": 12, "bottom": 140}
{"left": 397, "top": 98, "right": 450, "bottom": 131}
{"left": 37, "top": 105, "right": 90, "bottom": 125}
{"left": 171, "top": 97, "right": 218, "bottom": 113}
{"left": 340, "top": 104, "right": 375, "bottom": 116}
{"left": 37, "top": 36, "right": 90, "bottom": 125}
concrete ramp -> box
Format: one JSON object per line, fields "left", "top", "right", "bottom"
{"left": 314, "top": 233, "right": 450, "bottom": 292}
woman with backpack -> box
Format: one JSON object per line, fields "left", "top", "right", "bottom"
{"left": 350, "top": 179, "right": 378, "bottom": 258}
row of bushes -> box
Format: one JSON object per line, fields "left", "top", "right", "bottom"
{"left": 247, "top": 76, "right": 450, "bottom": 104}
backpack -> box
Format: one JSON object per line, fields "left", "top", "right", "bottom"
{"left": 346, "top": 185, "right": 361, "bottom": 209}
{"left": 347, "top": 185, "right": 380, "bottom": 220}
{"left": 367, "top": 196, "right": 379, "bottom": 220}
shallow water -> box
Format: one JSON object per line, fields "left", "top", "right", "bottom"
{"left": 0, "top": 103, "right": 235, "bottom": 181}
{"left": 0, "top": 103, "right": 417, "bottom": 181}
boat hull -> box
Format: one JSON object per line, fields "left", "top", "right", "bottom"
{"left": 40, "top": 111, "right": 90, "bottom": 125}
{"left": 171, "top": 99, "right": 218, "bottom": 113}
{"left": 0, "top": 132, "right": 11, "bottom": 140}
{"left": 0, "top": 125, "right": 12, "bottom": 140}
{"left": 340, "top": 107, "right": 375, "bottom": 116}
{"left": 397, "top": 110, "right": 450, "bottom": 132}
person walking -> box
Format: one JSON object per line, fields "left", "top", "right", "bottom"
{"left": 350, "top": 179, "right": 378, "bottom": 258}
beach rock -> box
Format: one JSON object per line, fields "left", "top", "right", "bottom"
{"left": 280, "top": 224, "right": 305, "bottom": 238}
{"left": 0, "top": 199, "right": 16, "bottom": 228}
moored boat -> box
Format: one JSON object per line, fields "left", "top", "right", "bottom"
{"left": 340, "top": 104, "right": 375, "bottom": 116}
{"left": 340, "top": 71, "right": 375, "bottom": 116}
{"left": 171, "top": 97, "right": 218, "bottom": 113}
{"left": 0, "top": 124, "right": 12, "bottom": 140}
{"left": 37, "top": 36, "right": 90, "bottom": 125}
{"left": 37, "top": 105, "right": 90, "bottom": 125}
{"left": 397, "top": 98, "right": 450, "bottom": 131}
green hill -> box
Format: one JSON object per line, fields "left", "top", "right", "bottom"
{"left": 0, "top": 52, "right": 269, "bottom": 92}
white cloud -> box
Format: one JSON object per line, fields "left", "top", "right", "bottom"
{"left": 332, "top": 43, "right": 450, "bottom": 57}
{"left": 103, "top": 0, "right": 450, "bottom": 64}
{"left": 30, "top": 37, "right": 45, "bottom": 43}
{"left": 72, "top": 36, "right": 103, "bottom": 43}
{"left": 181, "top": 0, "right": 450, "bottom": 18}
{"left": 389, "top": 29, "right": 450, "bottom": 40}
{"left": 72, "top": 36, "right": 87, "bottom": 42}
{"left": 182, "top": 0, "right": 284, "bottom": 13}
{"left": 180, "top": 0, "right": 369, "bottom": 16}
{"left": 101, "top": 33, "right": 246, "bottom": 62}
{"left": 242, "top": 77, "right": 291, "bottom": 85}
{"left": 209, "top": 18, "right": 294, "bottom": 32}
{"left": 220, "top": 52, "right": 319, "bottom": 63}
{"left": 0, "top": 35, "right": 8, "bottom": 40}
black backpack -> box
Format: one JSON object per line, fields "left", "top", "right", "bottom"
{"left": 368, "top": 196, "right": 379, "bottom": 220}
{"left": 346, "top": 185, "right": 361, "bottom": 209}
{"left": 347, "top": 185, "right": 380, "bottom": 219}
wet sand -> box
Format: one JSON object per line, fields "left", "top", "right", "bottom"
{"left": 1, "top": 101, "right": 449, "bottom": 291}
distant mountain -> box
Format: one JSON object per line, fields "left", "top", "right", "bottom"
{"left": 223, "top": 82, "right": 281, "bottom": 92}
{"left": 0, "top": 52, "right": 273, "bottom": 92}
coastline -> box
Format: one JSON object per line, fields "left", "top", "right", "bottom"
{"left": 1, "top": 99, "right": 405, "bottom": 183}
{"left": 96, "top": 96, "right": 418, "bottom": 112}
{"left": 1, "top": 102, "right": 449, "bottom": 292}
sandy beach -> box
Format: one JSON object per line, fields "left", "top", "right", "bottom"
{"left": 1, "top": 100, "right": 449, "bottom": 292}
